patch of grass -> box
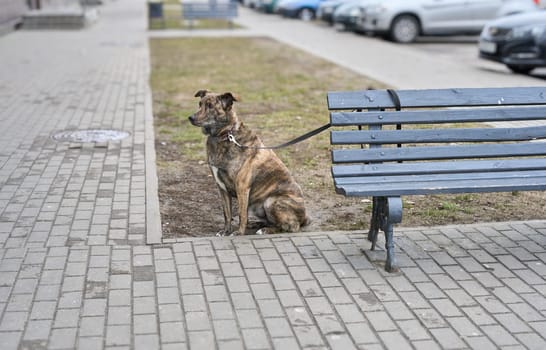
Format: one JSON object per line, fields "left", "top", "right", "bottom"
{"left": 150, "top": 36, "right": 546, "bottom": 236}
{"left": 150, "top": 37, "right": 383, "bottom": 167}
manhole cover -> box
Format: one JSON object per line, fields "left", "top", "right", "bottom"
{"left": 52, "top": 129, "right": 130, "bottom": 143}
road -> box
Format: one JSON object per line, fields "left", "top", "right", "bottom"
{"left": 235, "top": 7, "right": 546, "bottom": 89}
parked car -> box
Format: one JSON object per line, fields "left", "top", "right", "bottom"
{"left": 277, "top": 0, "right": 326, "bottom": 20}
{"left": 332, "top": 0, "right": 372, "bottom": 32}
{"left": 479, "top": 10, "right": 546, "bottom": 74}
{"left": 359, "top": 0, "right": 541, "bottom": 43}
{"left": 243, "top": 0, "right": 259, "bottom": 8}
{"left": 317, "top": 0, "right": 353, "bottom": 24}
{"left": 259, "top": 0, "right": 281, "bottom": 13}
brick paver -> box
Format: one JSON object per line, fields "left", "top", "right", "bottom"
{"left": 1, "top": 1, "right": 546, "bottom": 349}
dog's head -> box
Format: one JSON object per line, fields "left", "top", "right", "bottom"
{"left": 188, "top": 90, "right": 239, "bottom": 136}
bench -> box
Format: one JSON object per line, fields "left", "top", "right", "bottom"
{"left": 182, "top": 0, "right": 238, "bottom": 27}
{"left": 328, "top": 86, "right": 546, "bottom": 272}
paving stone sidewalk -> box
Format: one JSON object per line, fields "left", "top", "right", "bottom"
{"left": 1, "top": 1, "right": 546, "bottom": 349}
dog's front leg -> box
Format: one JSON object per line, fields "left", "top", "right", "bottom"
{"left": 216, "top": 189, "right": 233, "bottom": 237}
{"left": 234, "top": 186, "right": 250, "bottom": 236}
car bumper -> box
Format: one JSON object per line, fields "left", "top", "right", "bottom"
{"left": 333, "top": 15, "right": 359, "bottom": 31}
{"left": 259, "top": 3, "right": 276, "bottom": 13}
{"left": 359, "top": 13, "right": 391, "bottom": 32}
{"left": 278, "top": 7, "right": 300, "bottom": 18}
{"left": 479, "top": 37, "right": 546, "bottom": 68}
{"left": 319, "top": 12, "right": 334, "bottom": 23}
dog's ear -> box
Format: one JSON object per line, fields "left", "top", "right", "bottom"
{"left": 219, "top": 92, "right": 239, "bottom": 110}
{"left": 194, "top": 90, "right": 209, "bottom": 98}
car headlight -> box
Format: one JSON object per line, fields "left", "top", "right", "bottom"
{"left": 508, "top": 24, "right": 546, "bottom": 39}
{"left": 366, "top": 4, "right": 388, "bottom": 15}
{"left": 349, "top": 7, "right": 360, "bottom": 17}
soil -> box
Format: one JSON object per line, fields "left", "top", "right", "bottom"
{"left": 156, "top": 136, "right": 546, "bottom": 238}
{"left": 156, "top": 138, "right": 366, "bottom": 238}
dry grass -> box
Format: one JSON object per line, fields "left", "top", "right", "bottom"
{"left": 150, "top": 36, "right": 546, "bottom": 237}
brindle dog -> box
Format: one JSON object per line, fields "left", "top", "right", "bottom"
{"left": 189, "top": 90, "right": 309, "bottom": 236}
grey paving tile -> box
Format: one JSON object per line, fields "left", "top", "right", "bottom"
{"left": 213, "top": 319, "right": 241, "bottom": 341}
{"left": 134, "top": 334, "right": 160, "bottom": 350}
{"left": 49, "top": 328, "right": 77, "bottom": 349}
{"left": 185, "top": 311, "right": 212, "bottom": 331}
{"left": 189, "top": 330, "right": 215, "bottom": 349}
{"left": 241, "top": 328, "right": 270, "bottom": 349}
{"left": 22, "top": 319, "right": 51, "bottom": 340}
{"left": 79, "top": 316, "right": 105, "bottom": 337}
{"left": 293, "top": 325, "right": 325, "bottom": 348}
{"left": 0, "top": 311, "right": 28, "bottom": 331}
{"left": 105, "top": 324, "right": 131, "bottom": 346}
{"left": 271, "top": 337, "right": 301, "bottom": 350}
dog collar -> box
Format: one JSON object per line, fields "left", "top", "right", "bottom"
{"left": 227, "top": 133, "right": 243, "bottom": 147}
{"left": 217, "top": 124, "right": 240, "bottom": 143}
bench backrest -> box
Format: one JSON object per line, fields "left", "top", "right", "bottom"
{"left": 182, "top": 1, "right": 238, "bottom": 20}
{"left": 329, "top": 87, "right": 546, "bottom": 174}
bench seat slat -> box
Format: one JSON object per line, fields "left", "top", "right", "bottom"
{"left": 336, "top": 175, "right": 546, "bottom": 197}
{"left": 334, "top": 170, "right": 546, "bottom": 186}
{"left": 182, "top": 3, "right": 237, "bottom": 19}
{"left": 332, "top": 158, "right": 546, "bottom": 177}
{"left": 327, "top": 87, "right": 546, "bottom": 110}
{"left": 331, "top": 126, "right": 546, "bottom": 145}
{"left": 332, "top": 142, "right": 546, "bottom": 163}
{"left": 330, "top": 106, "right": 546, "bottom": 126}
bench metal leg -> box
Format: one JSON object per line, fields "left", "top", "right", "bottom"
{"left": 367, "top": 196, "right": 402, "bottom": 272}
{"left": 367, "top": 197, "right": 380, "bottom": 249}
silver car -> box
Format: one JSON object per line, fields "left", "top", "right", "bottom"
{"left": 360, "top": 0, "right": 540, "bottom": 43}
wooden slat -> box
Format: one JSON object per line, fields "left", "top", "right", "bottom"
{"left": 332, "top": 158, "right": 546, "bottom": 177}
{"left": 332, "top": 142, "right": 546, "bottom": 163}
{"left": 331, "top": 126, "right": 546, "bottom": 145}
{"left": 330, "top": 106, "right": 546, "bottom": 126}
{"left": 336, "top": 175, "right": 546, "bottom": 197}
{"left": 327, "top": 87, "right": 546, "bottom": 110}
{"left": 182, "top": 3, "right": 237, "bottom": 19}
{"left": 334, "top": 170, "right": 546, "bottom": 186}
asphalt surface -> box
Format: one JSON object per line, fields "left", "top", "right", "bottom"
{"left": 0, "top": 2, "right": 545, "bottom": 350}
{"left": 231, "top": 7, "right": 546, "bottom": 89}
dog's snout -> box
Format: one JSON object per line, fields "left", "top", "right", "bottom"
{"left": 188, "top": 114, "right": 198, "bottom": 126}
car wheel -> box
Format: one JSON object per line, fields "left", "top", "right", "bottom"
{"left": 298, "top": 8, "right": 315, "bottom": 21}
{"left": 507, "top": 64, "right": 534, "bottom": 75}
{"left": 389, "top": 15, "right": 420, "bottom": 43}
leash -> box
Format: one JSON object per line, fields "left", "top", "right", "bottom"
{"left": 387, "top": 89, "right": 403, "bottom": 149}
{"left": 227, "top": 123, "right": 331, "bottom": 150}
{"left": 228, "top": 89, "right": 399, "bottom": 150}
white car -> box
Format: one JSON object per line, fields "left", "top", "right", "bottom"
{"left": 360, "top": 0, "right": 542, "bottom": 43}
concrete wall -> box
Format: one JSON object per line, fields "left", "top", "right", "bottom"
{"left": 0, "top": 0, "right": 27, "bottom": 32}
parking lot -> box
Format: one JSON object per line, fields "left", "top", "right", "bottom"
{"left": 235, "top": 6, "right": 546, "bottom": 89}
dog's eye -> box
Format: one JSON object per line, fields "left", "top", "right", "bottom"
{"left": 206, "top": 102, "right": 213, "bottom": 108}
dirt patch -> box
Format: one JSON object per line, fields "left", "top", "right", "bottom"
{"left": 150, "top": 37, "right": 546, "bottom": 238}
{"left": 156, "top": 140, "right": 367, "bottom": 237}
{"left": 156, "top": 137, "right": 546, "bottom": 238}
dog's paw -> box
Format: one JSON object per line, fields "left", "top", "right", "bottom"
{"left": 256, "top": 228, "right": 277, "bottom": 235}
{"left": 215, "top": 230, "right": 231, "bottom": 237}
